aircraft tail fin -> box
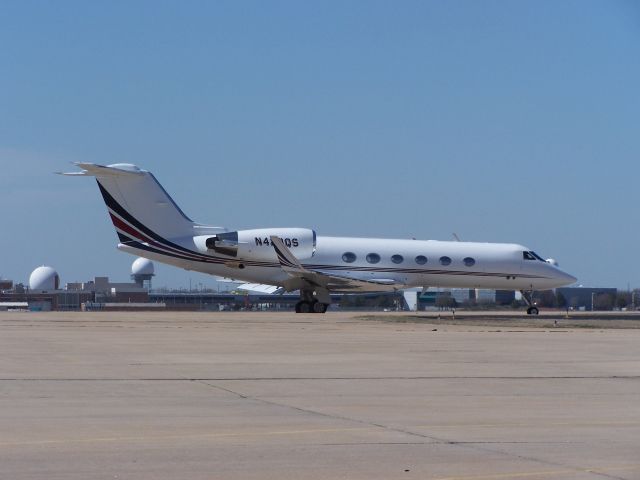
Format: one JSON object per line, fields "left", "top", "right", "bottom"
{"left": 59, "top": 163, "right": 204, "bottom": 243}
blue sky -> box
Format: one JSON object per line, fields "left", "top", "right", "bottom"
{"left": 1, "top": 1, "right": 639, "bottom": 289}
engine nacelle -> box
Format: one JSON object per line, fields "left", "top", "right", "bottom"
{"left": 194, "top": 228, "right": 316, "bottom": 262}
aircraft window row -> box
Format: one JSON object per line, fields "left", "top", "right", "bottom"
{"left": 523, "top": 251, "right": 545, "bottom": 261}
{"left": 340, "top": 252, "right": 477, "bottom": 267}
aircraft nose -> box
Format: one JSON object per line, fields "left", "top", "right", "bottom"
{"left": 556, "top": 269, "right": 577, "bottom": 286}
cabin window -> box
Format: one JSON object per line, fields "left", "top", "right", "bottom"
{"left": 391, "top": 254, "right": 404, "bottom": 264}
{"left": 415, "top": 255, "right": 427, "bottom": 265}
{"left": 342, "top": 252, "right": 357, "bottom": 263}
{"left": 366, "top": 253, "right": 381, "bottom": 264}
{"left": 439, "top": 256, "right": 452, "bottom": 266}
{"left": 463, "top": 257, "right": 475, "bottom": 267}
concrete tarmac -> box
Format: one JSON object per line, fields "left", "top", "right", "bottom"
{"left": 1, "top": 311, "right": 639, "bottom": 480}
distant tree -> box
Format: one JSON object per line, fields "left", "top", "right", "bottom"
{"left": 593, "top": 293, "right": 614, "bottom": 311}
{"left": 435, "top": 295, "right": 456, "bottom": 310}
{"left": 616, "top": 292, "right": 631, "bottom": 309}
{"left": 633, "top": 290, "right": 640, "bottom": 310}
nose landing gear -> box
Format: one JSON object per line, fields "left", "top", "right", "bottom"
{"left": 520, "top": 290, "right": 539, "bottom": 315}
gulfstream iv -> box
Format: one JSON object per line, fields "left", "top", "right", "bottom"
{"left": 62, "top": 163, "right": 576, "bottom": 314}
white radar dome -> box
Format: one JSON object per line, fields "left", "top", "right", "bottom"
{"left": 132, "top": 257, "right": 155, "bottom": 276}
{"left": 29, "top": 266, "right": 60, "bottom": 291}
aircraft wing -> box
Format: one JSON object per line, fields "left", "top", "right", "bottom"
{"left": 270, "top": 236, "right": 401, "bottom": 293}
{"left": 237, "top": 283, "right": 285, "bottom": 294}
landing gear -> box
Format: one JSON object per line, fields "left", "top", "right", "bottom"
{"left": 294, "top": 299, "right": 329, "bottom": 313}
{"left": 295, "top": 301, "right": 312, "bottom": 313}
{"left": 312, "top": 301, "right": 327, "bottom": 313}
{"left": 295, "top": 288, "right": 330, "bottom": 314}
{"left": 520, "top": 290, "right": 539, "bottom": 315}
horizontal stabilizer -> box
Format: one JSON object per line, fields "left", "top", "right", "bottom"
{"left": 58, "top": 163, "right": 146, "bottom": 177}
{"left": 60, "top": 162, "right": 198, "bottom": 241}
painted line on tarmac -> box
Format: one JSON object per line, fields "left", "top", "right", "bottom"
{"left": 1, "top": 375, "right": 639, "bottom": 381}
{"left": 414, "top": 420, "right": 640, "bottom": 429}
{"left": 432, "top": 463, "right": 640, "bottom": 480}
{"left": 0, "top": 426, "right": 379, "bottom": 447}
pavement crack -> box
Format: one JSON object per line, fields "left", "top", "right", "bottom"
{"left": 192, "top": 380, "right": 249, "bottom": 399}
{"left": 194, "top": 379, "right": 622, "bottom": 480}
{"left": 193, "top": 379, "right": 450, "bottom": 444}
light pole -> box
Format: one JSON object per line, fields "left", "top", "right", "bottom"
{"left": 591, "top": 291, "right": 595, "bottom": 312}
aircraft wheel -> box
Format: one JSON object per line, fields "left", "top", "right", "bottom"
{"left": 295, "top": 301, "right": 312, "bottom": 313}
{"left": 312, "top": 302, "right": 328, "bottom": 314}
{"left": 527, "top": 306, "right": 539, "bottom": 315}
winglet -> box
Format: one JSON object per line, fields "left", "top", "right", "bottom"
{"left": 270, "top": 236, "right": 306, "bottom": 273}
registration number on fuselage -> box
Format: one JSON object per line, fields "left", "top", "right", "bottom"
{"left": 255, "top": 237, "right": 299, "bottom": 248}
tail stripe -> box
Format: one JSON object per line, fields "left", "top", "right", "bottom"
{"left": 98, "top": 180, "right": 200, "bottom": 257}
{"left": 99, "top": 180, "right": 279, "bottom": 267}
{"left": 98, "top": 180, "right": 221, "bottom": 263}
{"left": 108, "top": 210, "right": 204, "bottom": 261}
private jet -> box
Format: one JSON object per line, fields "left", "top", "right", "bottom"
{"left": 61, "top": 163, "right": 576, "bottom": 313}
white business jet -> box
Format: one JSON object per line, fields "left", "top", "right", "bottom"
{"left": 61, "top": 163, "right": 576, "bottom": 314}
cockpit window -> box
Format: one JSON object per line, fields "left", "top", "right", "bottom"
{"left": 523, "top": 251, "right": 545, "bottom": 261}
{"left": 531, "top": 251, "right": 545, "bottom": 262}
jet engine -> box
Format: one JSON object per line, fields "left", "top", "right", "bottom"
{"left": 194, "top": 228, "right": 316, "bottom": 263}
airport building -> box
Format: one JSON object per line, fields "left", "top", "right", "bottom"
{"left": 416, "top": 289, "right": 516, "bottom": 309}
{"left": 0, "top": 261, "right": 151, "bottom": 311}
{"left": 0, "top": 259, "right": 620, "bottom": 313}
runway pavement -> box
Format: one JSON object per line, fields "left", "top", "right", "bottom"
{"left": 1, "top": 311, "right": 639, "bottom": 479}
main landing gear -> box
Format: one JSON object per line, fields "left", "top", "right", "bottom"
{"left": 295, "top": 289, "right": 330, "bottom": 314}
{"left": 520, "top": 290, "right": 539, "bottom": 315}
{"left": 295, "top": 300, "right": 328, "bottom": 313}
